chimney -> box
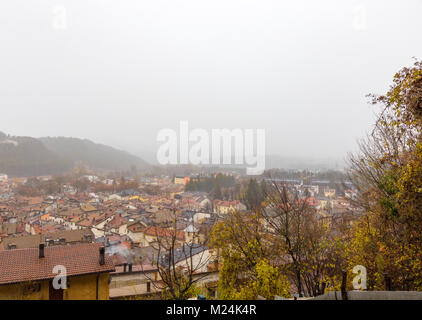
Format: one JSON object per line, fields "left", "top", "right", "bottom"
{"left": 128, "top": 263, "right": 133, "bottom": 273}
{"left": 123, "top": 263, "right": 127, "bottom": 272}
{"left": 39, "top": 243, "right": 45, "bottom": 258}
{"left": 99, "top": 247, "right": 105, "bottom": 265}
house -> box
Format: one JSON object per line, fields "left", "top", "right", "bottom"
{"left": 81, "top": 175, "right": 100, "bottom": 183}
{"left": 184, "top": 224, "right": 199, "bottom": 243}
{"left": 199, "top": 198, "right": 212, "bottom": 212}
{"left": 108, "top": 214, "right": 128, "bottom": 236}
{"left": 127, "top": 221, "right": 147, "bottom": 244}
{"left": 81, "top": 203, "right": 98, "bottom": 214}
{"left": 109, "top": 245, "right": 219, "bottom": 299}
{"left": 102, "top": 179, "right": 114, "bottom": 185}
{"left": 108, "top": 194, "right": 122, "bottom": 201}
{"left": 214, "top": 200, "right": 246, "bottom": 214}
{"left": 90, "top": 213, "right": 115, "bottom": 238}
{"left": 174, "top": 175, "right": 189, "bottom": 185}
{"left": 344, "top": 189, "right": 358, "bottom": 200}
{"left": 160, "top": 244, "right": 213, "bottom": 274}
{"left": 0, "top": 223, "right": 17, "bottom": 236}
{"left": 323, "top": 188, "right": 336, "bottom": 198}
{"left": 0, "top": 243, "right": 114, "bottom": 300}
{"left": 140, "top": 226, "right": 185, "bottom": 246}
{"left": 193, "top": 212, "right": 211, "bottom": 224}
{"left": 109, "top": 263, "right": 160, "bottom": 299}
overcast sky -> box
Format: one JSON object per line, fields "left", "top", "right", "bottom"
{"left": 1, "top": 0, "right": 422, "bottom": 164}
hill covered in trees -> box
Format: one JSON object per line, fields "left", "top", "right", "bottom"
{"left": 0, "top": 132, "right": 149, "bottom": 177}
{"left": 0, "top": 133, "right": 71, "bottom": 176}
{"left": 40, "top": 137, "right": 149, "bottom": 173}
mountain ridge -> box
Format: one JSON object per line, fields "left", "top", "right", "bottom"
{"left": 0, "top": 132, "right": 149, "bottom": 177}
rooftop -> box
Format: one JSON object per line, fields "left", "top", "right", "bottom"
{"left": 0, "top": 243, "right": 114, "bottom": 285}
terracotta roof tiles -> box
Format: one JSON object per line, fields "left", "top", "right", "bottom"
{"left": 0, "top": 243, "right": 114, "bottom": 285}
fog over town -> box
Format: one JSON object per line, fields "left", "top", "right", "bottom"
{"left": 2, "top": 1, "right": 422, "bottom": 166}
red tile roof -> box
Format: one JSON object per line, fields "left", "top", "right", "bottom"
{"left": 108, "top": 214, "right": 127, "bottom": 228}
{"left": 0, "top": 243, "right": 114, "bottom": 285}
{"left": 142, "top": 226, "right": 185, "bottom": 240}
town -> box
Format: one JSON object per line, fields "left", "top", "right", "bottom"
{"left": 0, "top": 168, "right": 359, "bottom": 300}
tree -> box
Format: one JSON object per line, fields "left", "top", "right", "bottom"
{"left": 143, "top": 209, "right": 212, "bottom": 300}
{"left": 260, "top": 179, "right": 344, "bottom": 297}
{"left": 346, "top": 59, "right": 422, "bottom": 290}
{"left": 213, "top": 179, "right": 222, "bottom": 200}
{"left": 221, "top": 258, "right": 291, "bottom": 300}
{"left": 73, "top": 178, "right": 89, "bottom": 192}
{"left": 245, "top": 179, "right": 264, "bottom": 211}
{"left": 211, "top": 175, "right": 348, "bottom": 298}
{"left": 211, "top": 209, "right": 290, "bottom": 299}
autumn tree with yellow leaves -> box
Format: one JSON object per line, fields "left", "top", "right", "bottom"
{"left": 210, "top": 209, "right": 291, "bottom": 299}
{"left": 211, "top": 182, "right": 349, "bottom": 298}
{"left": 347, "top": 59, "right": 422, "bottom": 290}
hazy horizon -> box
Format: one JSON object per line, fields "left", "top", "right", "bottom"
{"left": 2, "top": 0, "right": 422, "bottom": 166}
